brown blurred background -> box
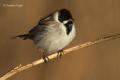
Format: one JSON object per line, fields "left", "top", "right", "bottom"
{"left": 0, "top": 0, "right": 120, "bottom": 80}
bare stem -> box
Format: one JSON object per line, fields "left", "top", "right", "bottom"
{"left": 0, "top": 33, "right": 120, "bottom": 80}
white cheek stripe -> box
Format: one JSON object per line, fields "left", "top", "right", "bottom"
{"left": 63, "top": 19, "right": 73, "bottom": 24}
{"left": 63, "top": 20, "right": 69, "bottom": 24}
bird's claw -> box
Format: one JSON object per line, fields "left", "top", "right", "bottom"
{"left": 42, "top": 55, "right": 49, "bottom": 63}
{"left": 57, "top": 50, "right": 64, "bottom": 59}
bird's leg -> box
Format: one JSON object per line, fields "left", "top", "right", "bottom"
{"left": 42, "top": 53, "right": 49, "bottom": 63}
{"left": 57, "top": 49, "right": 64, "bottom": 59}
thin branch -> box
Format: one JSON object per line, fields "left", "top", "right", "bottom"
{"left": 0, "top": 33, "right": 120, "bottom": 80}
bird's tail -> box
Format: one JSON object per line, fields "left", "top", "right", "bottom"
{"left": 12, "top": 34, "right": 28, "bottom": 40}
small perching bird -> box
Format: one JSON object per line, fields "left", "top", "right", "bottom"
{"left": 14, "top": 9, "right": 76, "bottom": 62}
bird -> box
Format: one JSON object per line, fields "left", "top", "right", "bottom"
{"left": 13, "top": 9, "right": 76, "bottom": 62}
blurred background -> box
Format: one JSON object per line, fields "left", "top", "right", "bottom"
{"left": 0, "top": 0, "right": 120, "bottom": 80}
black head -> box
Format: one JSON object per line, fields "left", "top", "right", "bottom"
{"left": 58, "top": 9, "right": 73, "bottom": 22}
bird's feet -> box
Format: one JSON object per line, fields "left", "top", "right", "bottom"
{"left": 57, "top": 49, "right": 64, "bottom": 59}
{"left": 42, "top": 54, "right": 49, "bottom": 63}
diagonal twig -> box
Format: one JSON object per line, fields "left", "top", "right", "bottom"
{"left": 0, "top": 33, "right": 120, "bottom": 80}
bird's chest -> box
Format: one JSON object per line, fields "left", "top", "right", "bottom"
{"left": 36, "top": 30, "right": 68, "bottom": 53}
{"left": 34, "top": 23, "right": 75, "bottom": 53}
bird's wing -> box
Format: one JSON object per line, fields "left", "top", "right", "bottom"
{"left": 27, "top": 15, "right": 53, "bottom": 39}
{"left": 27, "top": 23, "right": 46, "bottom": 39}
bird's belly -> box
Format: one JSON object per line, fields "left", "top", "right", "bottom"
{"left": 35, "top": 36, "right": 72, "bottom": 54}
{"left": 34, "top": 25, "right": 76, "bottom": 54}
